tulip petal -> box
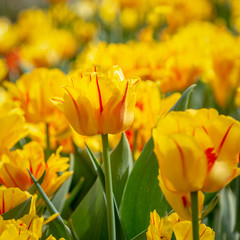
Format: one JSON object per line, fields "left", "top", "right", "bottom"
{"left": 154, "top": 133, "right": 207, "bottom": 193}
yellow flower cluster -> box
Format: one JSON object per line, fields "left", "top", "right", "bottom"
{"left": 147, "top": 210, "right": 215, "bottom": 240}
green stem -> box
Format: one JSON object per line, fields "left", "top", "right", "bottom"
{"left": 191, "top": 191, "right": 199, "bottom": 240}
{"left": 45, "top": 123, "right": 51, "bottom": 161}
{"left": 132, "top": 130, "right": 138, "bottom": 162}
{"left": 101, "top": 134, "right": 116, "bottom": 240}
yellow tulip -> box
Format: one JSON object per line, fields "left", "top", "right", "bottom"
{"left": 147, "top": 211, "right": 215, "bottom": 240}
{"left": 153, "top": 108, "right": 240, "bottom": 194}
{"left": 5, "top": 68, "right": 67, "bottom": 124}
{"left": 0, "top": 187, "right": 31, "bottom": 215}
{"left": 0, "top": 92, "right": 28, "bottom": 156}
{"left": 52, "top": 66, "right": 140, "bottom": 136}
{"left": 0, "top": 141, "right": 72, "bottom": 197}
{"left": 146, "top": 210, "right": 173, "bottom": 240}
{"left": 0, "top": 212, "right": 62, "bottom": 239}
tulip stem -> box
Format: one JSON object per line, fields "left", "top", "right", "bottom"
{"left": 191, "top": 191, "right": 199, "bottom": 240}
{"left": 101, "top": 134, "right": 116, "bottom": 240}
{"left": 45, "top": 123, "right": 51, "bottom": 161}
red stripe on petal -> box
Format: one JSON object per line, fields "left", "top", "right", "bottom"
{"left": 173, "top": 139, "right": 186, "bottom": 178}
{"left": 181, "top": 196, "right": 187, "bottom": 208}
{"left": 2, "top": 191, "right": 5, "bottom": 214}
{"left": 51, "top": 98, "right": 64, "bottom": 104}
{"left": 63, "top": 87, "right": 81, "bottom": 126}
{"left": 218, "top": 123, "right": 234, "bottom": 153}
{"left": 200, "top": 228, "right": 207, "bottom": 238}
{"left": 96, "top": 75, "right": 103, "bottom": 114}
{"left": 205, "top": 147, "right": 217, "bottom": 172}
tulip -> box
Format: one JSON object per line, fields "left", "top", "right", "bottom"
{"left": 52, "top": 65, "right": 140, "bottom": 136}
{"left": 0, "top": 141, "right": 72, "bottom": 197}
{"left": 153, "top": 108, "right": 240, "bottom": 194}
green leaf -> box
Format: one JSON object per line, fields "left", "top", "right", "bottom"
{"left": 111, "top": 133, "right": 133, "bottom": 207}
{"left": 2, "top": 197, "right": 32, "bottom": 220}
{"left": 85, "top": 137, "right": 128, "bottom": 240}
{"left": 232, "top": 177, "right": 240, "bottom": 233}
{"left": 71, "top": 147, "right": 97, "bottom": 208}
{"left": 169, "top": 84, "right": 196, "bottom": 112}
{"left": 70, "top": 178, "right": 108, "bottom": 240}
{"left": 51, "top": 154, "right": 74, "bottom": 213}
{"left": 120, "top": 138, "right": 171, "bottom": 239}
{"left": 215, "top": 187, "right": 238, "bottom": 240}
{"left": 28, "top": 170, "right": 46, "bottom": 194}
{"left": 201, "top": 194, "right": 219, "bottom": 219}
{"left": 131, "top": 229, "right": 147, "bottom": 240}
{"left": 71, "top": 134, "right": 132, "bottom": 240}
{"left": 27, "top": 170, "right": 72, "bottom": 240}
{"left": 61, "top": 177, "right": 85, "bottom": 218}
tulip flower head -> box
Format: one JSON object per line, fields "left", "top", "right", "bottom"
{"left": 52, "top": 65, "right": 140, "bottom": 136}
{"left": 153, "top": 108, "right": 240, "bottom": 194}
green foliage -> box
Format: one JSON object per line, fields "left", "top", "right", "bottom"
{"left": 70, "top": 133, "right": 132, "bottom": 240}
{"left": 120, "top": 138, "right": 171, "bottom": 239}
{"left": 170, "top": 84, "right": 196, "bottom": 112}
{"left": 2, "top": 197, "right": 32, "bottom": 220}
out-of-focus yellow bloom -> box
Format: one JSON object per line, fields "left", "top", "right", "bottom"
{"left": 5, "top": 68, "right": 67, "bottom": 123}
{"left": 53, "top": 66, "right": 140, "bottom": 136}
{"left": 235, "top": 87, "right": 240, "bottom": 107}
{"left": 0, "top": 18, "right": 19, "bottom": 54}
{"left": 0, "top": 141, "right": 72, "bottom": 197}
{"left": 0, "top": 59, "right": 7, "bottom": 82}
{"left": 151, "top": 0, "right": 212, "bottom": 32}
{"left": 120, "top": 8, "right": 139, "bottom": 30}
{"left": 202, "top": 28, "right": 240, "bottom": 107}
{"left": 17, "top": 9, "right": 52, "bottom": 42}
{"left": 75, "top": 36, "right": 202, "bottom": 92}
{"left": 19, "top": 29, "right": 77, "bottom": 68}
{"left": 146, "top": 210, "right": 173, "bottom": 240}
{"left": 17, "top": 8, "right": 77, "bottom": 68}
{"left": 99, "top": 0, "right": 119, "bottom": 25}
{"left": 0, "top": 94, "right": 28, "bottom": 156}
{"left": 147, "top": 211, "right": 215, "bottom": 240}
{"left": 28, "top": 114, "right": 73, "bottom": 153}
{"left": 153, "top": 108, "right": 240, "bottom": 194}
{"left": 74, "top": 0, "right": 97, "bottom": 20}
{"left": 0, "top": 187, "right": 31, "bottom": 215}
{"left": 126, "top": 80, "right": 180, "bottom": 159}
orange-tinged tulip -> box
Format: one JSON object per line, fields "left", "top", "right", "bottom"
{"left": 0, "top": 141, "right": 72, "bottom": 197}
{"left": 5, "top": 68, "right": 67, "bottom": 123}
{"left": 153, "top": 108, "right": 240, "bottom": 194}
{"left": 0, "top": 93, "right": 28, "bottom": 156}
{"left": 52, "top": 66, "right": 140, "bottom": 136}
{"left": 0, "top": 187, "right": 31, "bottom": 215}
